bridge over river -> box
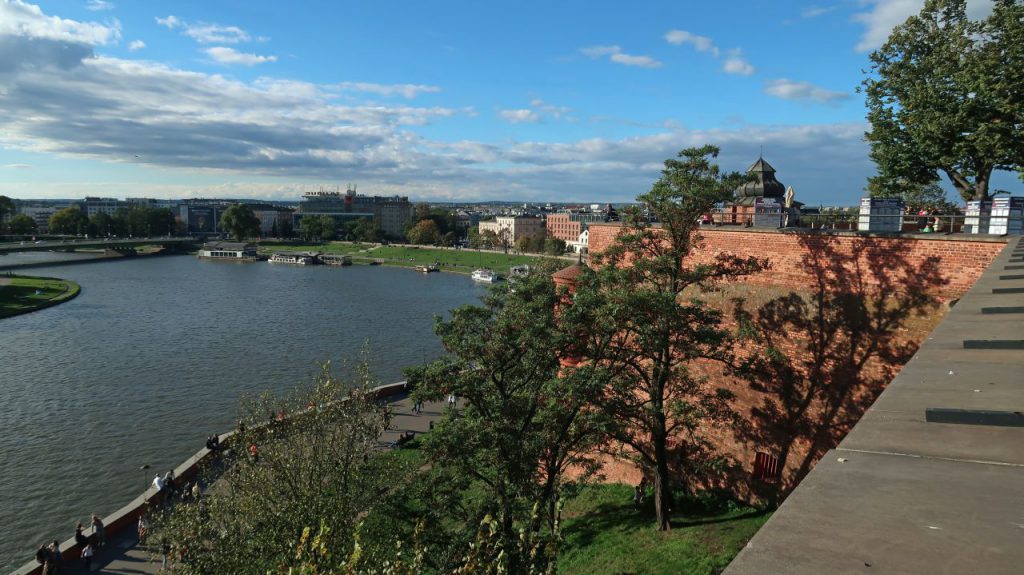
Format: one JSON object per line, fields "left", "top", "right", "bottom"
{"left": 0, "top": 237, "right": 197, "bottom": 255}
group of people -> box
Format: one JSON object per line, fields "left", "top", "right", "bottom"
{"left": 35, "top": 515, "right": 104, "bottom": 573}
{"left": 153, "top": 470, "right": 202, "bottom": 506}
{"left": 911, "top": 208, "right": 945, "bottom": 233}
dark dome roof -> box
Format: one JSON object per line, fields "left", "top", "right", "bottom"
{"left": 734, "top": 157, "right": 786, "bottom": 199}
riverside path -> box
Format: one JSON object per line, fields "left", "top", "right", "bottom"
{"left": 12, "top": 393, "right": 449, "bottom": 575}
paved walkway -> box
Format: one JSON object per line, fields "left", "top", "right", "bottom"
{"left": 51, "top": 394, "right": 448, "bottom": 574}
{"left": 726, "top": 237, "right": 1024, "bottom": 575}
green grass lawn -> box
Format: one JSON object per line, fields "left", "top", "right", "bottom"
{"left": 257, "top": 241, "right": 373, "bottom": 255}
{"left": 558, "top": 484, "right": 770, "bottom": 575}
{"left": 366, "top": 245, "right": 552, "bottom": 275}
{"left": 0, "top": 275, "right": 80, "bottom": 318}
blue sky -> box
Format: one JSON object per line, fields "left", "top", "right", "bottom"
{"left": 0, "top": 0, "right": 1012, "bottom": 204}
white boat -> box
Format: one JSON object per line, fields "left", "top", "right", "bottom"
{"left": 269, "top": 252, "right": 318, "bottom": 265}
{"left": 471, "top": 268, "right": 498, "bottom": 282}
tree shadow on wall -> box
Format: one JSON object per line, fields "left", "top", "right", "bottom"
{"left": 730, "top": 233, "right": 948, "bottom": 507}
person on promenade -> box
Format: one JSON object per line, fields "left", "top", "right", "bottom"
{"left": 35, "top": 545, "right": 51, "bottom": 574}
{"left": 412, "top": 399, "right": 423, "bottom": 414}
{"left": 48, "top": 540, "right": 62, "bottom": 574}
{"left": 248, "top": 442, "right": 259, "bottom": 464}
{"left": 90, "top": 514, "right": 105, "bottom": 547}
{"left": 447, "top": 393, "right": 456, "bottom": 410}
{"left": 81, "top": 542, "right": 94, "bottom": 571}
{"left": 137, "top": 512, "right": 149, "bottom": 545}
{"left": 191, "top": 481, "right": 201, "bottom": 500}
{"left": 74, "top": 523, "right": 89, "bottom": 547}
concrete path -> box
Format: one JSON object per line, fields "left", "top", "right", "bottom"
{"left": 52, "top": 394, "right": 449, "bottom": 574}
{"left": 726, "top": 237, "right": 1024, "bottom": 575}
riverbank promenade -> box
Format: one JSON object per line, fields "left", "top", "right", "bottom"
{"left": 14, "top": 393, "right": 447, "bottom": 575}
{"left": 726, "top": 237, "right": 1024, "bottom": 574}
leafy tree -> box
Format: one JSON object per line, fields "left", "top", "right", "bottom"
{"left": 564, "top": 146, "right": 766, "bottom": 530}
{"left": 151, "top": 361, "right": 408, "bottom": 575}
{"left": 219, "top": 204, "right": 262, "bottom": 240}
{"left": 406, "top": 219, "right": 441, "bottom": 245}
{"left": 862, "top": 0, "right": 1024, "bottom": 201}
{"left": 299, "top": 216, "right": 321, "bottom": 241}
{"left": 405, "top": 268, "right": 600, "bottom": 566}
{"left": 48, "top": 207, "right": 88, "bottom": 235}
{"left": 495, "top": 228, "right": 513, "bottom": 254}
{"left": 88, "top": 212, "right": 114, "bottom": 237}
{"left": 441, "top": 231, "right": 458, "bottom": 247}
{"left": 316, "top": 215, "right": 336, "bottom": 241}
{"left": 467, "top": 228, "right": 482, "bottom": 249}
{"left": 867, "top": 179, "right": 958, "bottom": 213}
{"left": 0, "top": 195, "right": 14, "bottom": 231}
{"left": 514, "top": 235, "right": 531, "bottom": 254}
{"left": 8, "top": 214, "right": 36, "bottom": 234}
{"left": 544, "top": 237, "right": 567, "bottom": 256}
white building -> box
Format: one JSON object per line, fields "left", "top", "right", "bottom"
{"left": 477, "top": 216, "right": 546, "bottom": 243}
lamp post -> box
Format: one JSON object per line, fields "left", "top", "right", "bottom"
{"left": 140, "top": 464, "right": 150, "bottom": 490}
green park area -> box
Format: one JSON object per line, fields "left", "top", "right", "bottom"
{"left": 0, "top": 275, "right": 80, "bottom": 319}
{"left": 259, "top": 241, "right": 560, "bottom": 275}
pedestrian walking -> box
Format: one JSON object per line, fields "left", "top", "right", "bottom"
{"left": 81, "top": 542, "right": 94, "bottom": 571}
{"left": 161, "top": 539, "right": 171, "bottom": 571}
{"left": 447, "top": 393, "right": 456, "bottom": 410}
{"left": 413, "top": 399, "right": 423, "bottom": 414}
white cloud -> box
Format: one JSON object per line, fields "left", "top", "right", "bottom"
{"left": 665, "top": 30, "right": 757, "bottom": 76}
{"left": 85, "top": 0, "right": 113, "bottom": 11}
{"left": 155, "top": 15, "right": 179, "bottom": 29}
{"left": 0, "top": 0, "right": 119, "bottom": 45}
{"left": 205, "top": 46, "right": 276, "bottom": 66}
{"left": 0, "top": 2, "right": 877, "bottom": 205}
{"left": 127, "top": 39, "right": 144, "bottom": 51}
{"left": 764, "top": 79, "right": 850, "bottom": 103}
{"left": 580, "top": 44, "right": 662, "bottom": 68}
{"left": 156, "top": 15, "right": 252, "bottom": 44}
{"left": 530, "top": 98, "right": 570, "bottom": 119}
{"left": 337, "top": 82, "right": 441, "bottom": 99}
{"left": 852, "top": 0, "right": 994, "bottom": 52}
{"left": 663, "top": 30, "right": 719, "bottom": 56}
{"left": 499, "top": 109, "right": 540, "bottom": 123}
{"left": 801, "top": 4, "right": 838, "bottom": 18}
{"left": 2, "top": 163, "right": 32, "bottom": 169}
{"left": 723, "top": 50, "right": 755, "bottom": 75}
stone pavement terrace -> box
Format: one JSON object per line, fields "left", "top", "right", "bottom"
{"left": 725, "top": 237, "right": 1024, "bottom": 575}
{"left": 13, "top": 393, "right": 448, "bottom": 575}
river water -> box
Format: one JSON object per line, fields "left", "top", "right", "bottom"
{"left": 0, "top": 255, "right": 485, "bottom": 572}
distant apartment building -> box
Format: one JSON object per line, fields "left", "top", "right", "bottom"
{"left": 79, "top": 197, "right": 123, "bottom": 217}
{"left": 477, "top": 215, "right": 546, "bottom": 242}
{"left": 545, "top": 212, "right": 608, "bottom": 243}
{"left": 16, "top": 204, "right": 68, "bottom": 233}
{"left": 250, "top": 204, "right": 294, "bottom": 236}
{"left": 295, "top": 187, "right": 412, "bottom": 238}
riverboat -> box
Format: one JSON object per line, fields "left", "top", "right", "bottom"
{"left": 269, "top": 252, "right": 318, "bottom": 265}
{"left": 320, "top": 254, "right": 352, "bottom": 266}
{"left": 415, "top": 263, "right": 440, "bottom": 273}
{"left": 197, "top": 241, "right": 259, "bottom": 262}
{"left": 471, "top": 268, "right": 498, "bottom": 283}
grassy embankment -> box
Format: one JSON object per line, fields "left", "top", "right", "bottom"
{"left": 0, "top": 274, "right": 81, "bottom": 319}
{"left": 365, "top": 442, "right": 766, "bottom": 575}
{"left": 259, "top": 241, "right": 555, "bottom": 275}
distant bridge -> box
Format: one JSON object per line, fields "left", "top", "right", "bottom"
{"left": 0, "top": 237, "right": 199, "bottom": 255}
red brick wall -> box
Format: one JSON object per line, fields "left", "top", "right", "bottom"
{"left": 587, "top": 224, "right": 1005, "bottom": 300}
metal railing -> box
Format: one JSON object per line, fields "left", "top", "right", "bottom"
{"left": 705, "top": 210, "right": 1024, "bottom": 235}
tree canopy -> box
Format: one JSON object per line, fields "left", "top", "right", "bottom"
{"left": 862, "top": 0, "right": 1024, "bottom": 201}
{"left": 564, "top": 145, "right": 766, "bottom": 531}
{"left": 406, "top": 219, "right": 441, "bottom": 245}
{"left": 219, "top": 204, "right": 262, "bottom": 240}
{"left": 7, "top": 213, "right": 36, "bottom": 234}
{"left": 48, "top": 207, "right": 88, "bottom": 235}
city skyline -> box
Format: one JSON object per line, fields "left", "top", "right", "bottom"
{"left": 0, "top": 0, "right": 1015, "bottom": 205}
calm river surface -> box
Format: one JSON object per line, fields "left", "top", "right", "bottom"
{"left": 0, "top": 255, "right": 485, "bottom": 572}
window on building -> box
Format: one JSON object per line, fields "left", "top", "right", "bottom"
{"left": 753, "top": 452, "right": 781, "bottom": 483}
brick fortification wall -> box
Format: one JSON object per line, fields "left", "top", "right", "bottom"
{"left": 587, "top": 224, "right": 1005, "bottom": 300}
{"left": 575, "top": 224, "right": 1006, "bottom": 501}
